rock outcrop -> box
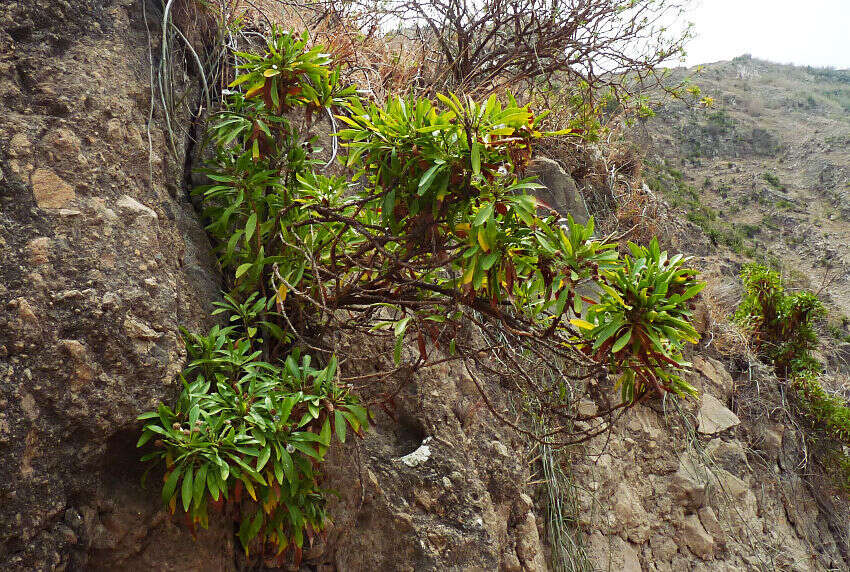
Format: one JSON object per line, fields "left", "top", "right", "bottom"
{"left": 0, "top": 1, "right": 225, "bottom": 568}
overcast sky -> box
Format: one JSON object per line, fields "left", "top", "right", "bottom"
{"left": 681, "top": 0, "right": 850, "bottom": 69}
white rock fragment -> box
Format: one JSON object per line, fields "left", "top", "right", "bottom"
{"left": 116, "top": 195, "right": 158, "bottom": 222}
{"left": 697, "top": 394, "right": 740, "bottom": 434}
{"left": 398, "top": 437, "right": 432, "bottom": 467}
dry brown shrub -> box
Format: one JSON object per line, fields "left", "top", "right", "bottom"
{"left": 693, "top": 269, "right": 750, "bottom": 358}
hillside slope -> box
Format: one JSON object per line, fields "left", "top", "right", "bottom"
{"left": 640, "top": 56, "right": 850, "bottom": 323}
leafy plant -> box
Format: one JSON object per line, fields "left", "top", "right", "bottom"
{"left": 572, "top": 239, "right": 702, "bottom": 403}
{"left": 733, "top": 264, "right": 825, "bottom": 374}
{"left": 138, "top": 334, "right": 366, "bottom": 559}
{"left": 139, "top": 29, "right": 366, "bottom": 565}
{"left": 140, "top": 26, "right": 707, "bottom": 561}
{"left": 761, "top": 172, "right": 785, "bottom": 191}
{"left": 732, "top": 264, "right": 850, "bottom": 488}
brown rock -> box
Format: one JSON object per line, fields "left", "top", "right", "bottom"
{"left": 31, "top": 168, "right": 75, "bottom": 209}
{"left": 501, "top": 551, "right": 522, "bottom": 572}
{"left": 525, "top": 157, "right": 589, "bottom": 223}
{"left": 672, "top": 453, "right": 708, "bottom": 508}
{"left": 694, "top": 356, "right": 735, "bottom": 400}
{"left": 697, "top": 394, "right": 740, "bottom": 434}
{"left": 681, "top": 514, "right": 714, "bottom": 559}
{"left": 10, "top": 133, "right": 31, "bottom": 157}
{"left": 25, "top": 237, "right": 51, "bottom": 265}
{"left": 49, "top": 128, "right": 82, "bottom": 154}
{"left": 698, "top": 506, "right": 726, "bottom": 546}
{"left": 514, "top": 512, "right": 546, "bottom": 571}
{"left": 16, "top": 298, "right": 41, "bottom": 336}
{"left": 123, "top": 314, "right": 161, "bottom": 340}
{"left": 588, "top": 533, "right": 642, "bottom": 572}
{"left": 59, "top": 340, "right": 94, "bottom": 387}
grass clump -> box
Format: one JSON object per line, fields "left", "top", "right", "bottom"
{"left": 761, "top": 172, "right": 786, "bottom": 191}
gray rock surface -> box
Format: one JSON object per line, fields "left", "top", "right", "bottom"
{"left": 526, "top": 157, "right": 590, "bottom": 223}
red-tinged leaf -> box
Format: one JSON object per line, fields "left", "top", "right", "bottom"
{"left": 261, "top": 82, "right": 274, "bottom": 110}
{"left": 417, "top": 329, "right": 427, "bottom": 360}
{"left": 184, "top": 511, "right": 197, "bottom": 540}
{"left": 294, "top": 545, "right": 303, "bottom": 568}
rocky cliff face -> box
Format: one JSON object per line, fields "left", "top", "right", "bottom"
{"left": 2, "top": 4, "right": 849, "bottom": 571}
{"left": 0, "top": 1, "right": 230, "bottom": 568}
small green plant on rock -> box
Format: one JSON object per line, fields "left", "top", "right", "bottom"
{"left": 573, "top": 239, "right": 702, "bottom": 403}
{"left": 733, "top": 264, "right": 825, "bottom": 375}
{"left": 138, "top": 338, "right": 366, "bottom": 555}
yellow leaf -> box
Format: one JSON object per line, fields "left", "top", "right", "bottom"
{"left": 263, "top": 69, "right": 281, "bottom": 77}
{"left": 246, "top": 80, "right": 266, "bottom": 99}
{"left": 570, "top": 319, "right": 595, "bottom": 330}
{"left": 277, "top": 283, "right": 287, "bottom": 303}
{"left": 243, "top": 479, "right": 257, "bottom": 501}
{"left": 477, "top": 229, "right": 490, "bottom": 252}
{"left": 169, "top": 495, "right": 176, "bottom": 514}
{"left": 461, "top": 264, "right": 475, "bottom": 285}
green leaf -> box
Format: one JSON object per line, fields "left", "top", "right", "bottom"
{"left": 257, "top": 444, "right": 271, "bottom": 471}
{"left": 193, "top": 464, "right": 208, "bottom": 509}
{"left": 162, "top": 465, "right": 183, "bottom": 504}
{"left": 394, "top": 316, "right": 412, "bottom": 338}
{"left": 394, "top": 334, "right": 403, "bottom": 366}
{"left": 236, "top": 263, "right": 252, "bottom": 279}
{"left": 418, "top": 164, "right": 441, "bottom": 195}
{"left": 136, "top": 430, "right": 154, "bottom": 448}
{"left": 679, "top": 282, "right": 705, "bottom": 301}
{"left": 471, "top": 141, "right": 481, "bottom": 175}
{"left": 181, "top": 466, "right": 194, "bottom": 512}
{"left": 238, "top": 509, "right": 265, "bottom": 551}
{"left": 334, "top": 410, "right": 347, "bottom": 443}
{"left": 612, "top": 329, "right": 633, "bottom": 353}
{"left": 245, "top": 212, "right": 258, "bottom": 243}
{"left": 207, "top": 468, "right": 220, "bottom": 501}
{"left": 279, "top": 447, "right": 295, "bottom": 483}
{"left": 473, "top": 203, "right": 494, "bottom": 227}
{"left": 593, "top": 318, "right": 624, "bottom": 351}
{"left": 290, "top": 440, "right": 321, "bottom": 460}
{"left": 319, "top": 417, "right": 331, "bottom": 447}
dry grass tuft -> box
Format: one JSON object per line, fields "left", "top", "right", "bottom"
{"left": 694, "top": 270, "right": 750, "bottom": 358}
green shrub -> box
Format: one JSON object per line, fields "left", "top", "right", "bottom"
{"left": 139, "top": 27, "right": 706, "bottom": 560}
{"left": 139, "top": 28, "right": 365, "bottom": 563}
{"left": 733, "top": 264, "right": 825, "bottom": 374}
{"left": 138, "top": 336, "right": 366, "bottom": 553}
{"left": 761, "top": 172, "right": 785, "bottom": 191}
{"left": 733, "top": 265, "right": 850, "bottom": 475}
{"left": 574, "top": 239, "right": 702, "bottom": 402}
